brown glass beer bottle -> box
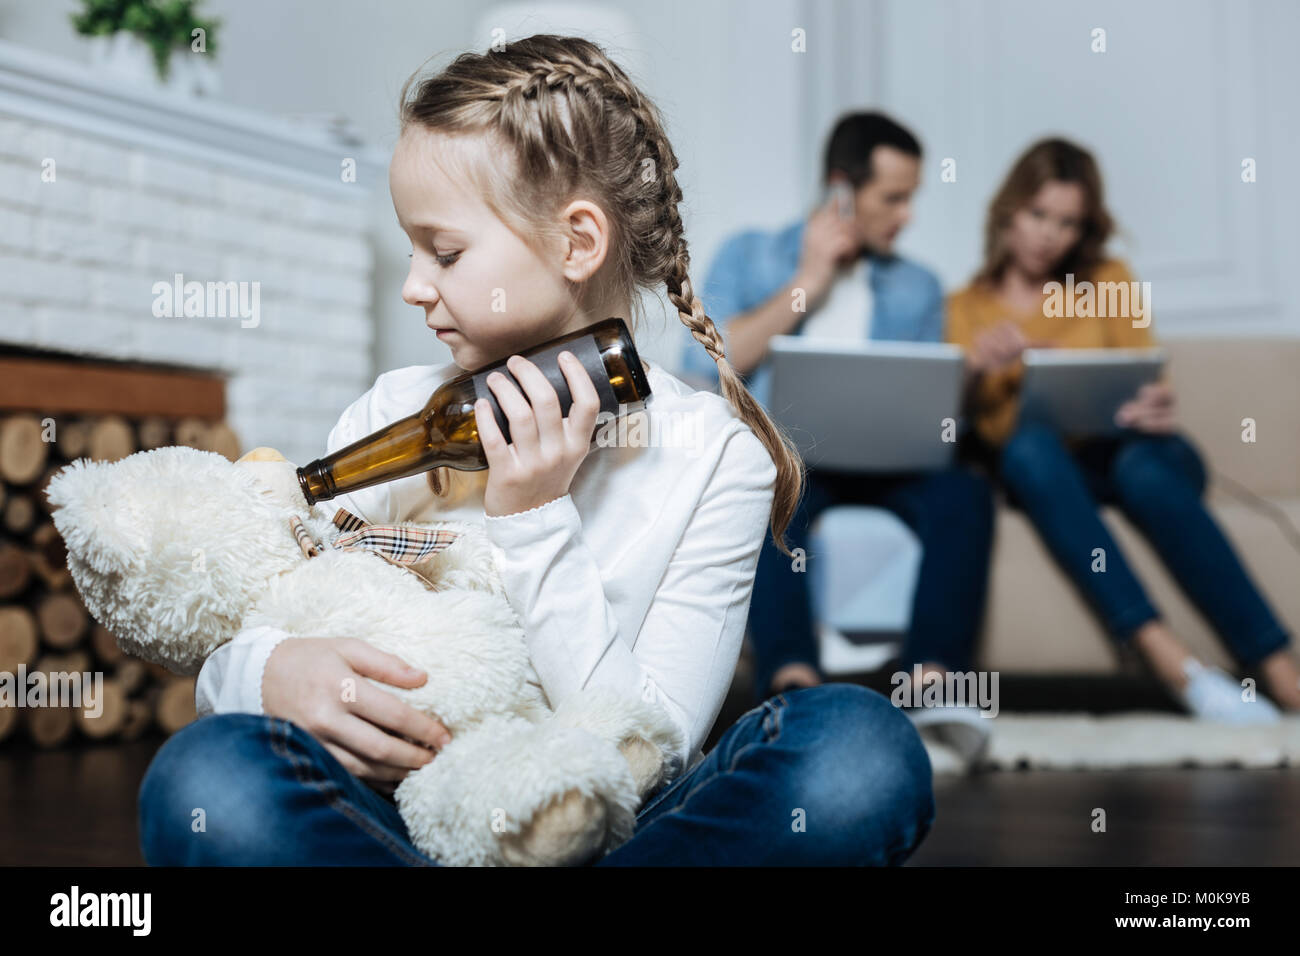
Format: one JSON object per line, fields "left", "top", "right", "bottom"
{"left": 297, "top": 317, "right": 651, "bottom": 506}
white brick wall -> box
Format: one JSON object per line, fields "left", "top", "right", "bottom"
{"left": 0, "top": 113, "right": 376, "bottom": 465}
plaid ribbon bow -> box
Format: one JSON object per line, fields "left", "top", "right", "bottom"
{"left": 288, "top": 508, "right": 460, "bottom": 589}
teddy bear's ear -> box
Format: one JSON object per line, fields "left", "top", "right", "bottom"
{"left": 46, "top": 456, "right": 148, "bottom": 576}
{"left": 233, "top": 448, "right": 310, "bottom": 513}
{"left": 232, "top": 460, "right": 305, "bottom": 512}
{"left": 237, "top": 446, "right": 286, "bottom": 464}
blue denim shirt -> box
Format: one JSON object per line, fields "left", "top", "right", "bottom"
{"left": 679, "top": 217, "right": 945, "bottom": 409}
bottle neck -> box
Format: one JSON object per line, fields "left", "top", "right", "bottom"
{"left": 296, "top": 413, "right": 448, "bottom": 505}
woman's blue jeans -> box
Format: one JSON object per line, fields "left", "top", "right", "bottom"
{"left": 138, "top": 683, "right": 936, "bottom": 866}
{"left": 998, "top": 421, "right": 1290, "bottom": 665}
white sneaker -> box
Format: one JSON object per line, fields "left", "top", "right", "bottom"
{"left": 1176, "top": 658, "right": 1281, "bottom": 724}
{"left": 905, "top": 703, "right": 994, "bottom": 767}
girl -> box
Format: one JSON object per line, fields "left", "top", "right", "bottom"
{"left": 946, "top": 137, "right": 1300, "bottom": 721}
{"left": 138, "top": 35, "right": 935, "bottom": 866}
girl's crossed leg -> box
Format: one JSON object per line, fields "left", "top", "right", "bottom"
{"left": 139, "top": 684, "right": 935, "bottom": 867}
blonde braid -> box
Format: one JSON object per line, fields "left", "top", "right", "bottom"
{"left": 620, "top": 97, "right": 806, "bottom": 558}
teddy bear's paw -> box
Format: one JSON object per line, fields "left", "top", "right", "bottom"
{"left": 618, "top": 735, "right": 667, "bottom": 799}
{"left": 497, "top": 787, "right": 610, "bottom": 867}
{"left": 547, "top": 688, "right": 688, "bottom": 796}
{"left": 393, "top": 717, "right": 639, "bottom": 866}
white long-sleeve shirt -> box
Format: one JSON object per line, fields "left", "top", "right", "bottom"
{"left": 194, "top": 358, "right": 777, "bottom": 772}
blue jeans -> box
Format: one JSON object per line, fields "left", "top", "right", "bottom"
{"left": 747, "top": 466, "right": 995, "bottom": 700}
{"left": 998, "top": 421, "right": 1291, "bottom": 665}
{"left": 138, "top": 684, "right": 935, "bottom": 866}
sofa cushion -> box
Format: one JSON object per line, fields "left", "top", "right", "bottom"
{"left": 1164, "top": 338, "right": 1300, "bottom": 499}
{"left": 980, "top": 498, "right": 1300, "bottom": 673}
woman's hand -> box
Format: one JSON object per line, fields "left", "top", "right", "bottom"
{"left": 967, "top": 321, "right": 1031, "bottom": 375}
{"left": 475, "top": 351, "right": 601, "bottom": 518}
{"left": 1115, "top": 381, "right": 1177, "bottom": 433}
{"left": 262, "top": 637, "right": 451, "bottom": 792}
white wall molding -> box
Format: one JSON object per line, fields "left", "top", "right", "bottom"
{"left": 796, "top": 0, "right": 883, "bottom": 199}
{"left": 0, "top": 38, "right": 387, "bottom": 195}
{"left": 861, "top": 0, "right": 1284, "bottom": 334}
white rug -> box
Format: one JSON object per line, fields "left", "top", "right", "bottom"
{"left": 921, "top": 712, "right": 1300, "bottom": 775}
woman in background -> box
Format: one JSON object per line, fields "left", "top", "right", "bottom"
{"left": 946, "top": 137, "right": 1300, "bottom": 720}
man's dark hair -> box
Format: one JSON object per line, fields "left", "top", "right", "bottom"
{"left": 823, "top": 112, "right": 923, "bottom": 188}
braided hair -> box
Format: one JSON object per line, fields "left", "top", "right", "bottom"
{"left": 397, "top": 35, "right": 805, "bottom": 556}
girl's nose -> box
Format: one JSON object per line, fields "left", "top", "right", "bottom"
{"left": 402, "top": 268, "right": 438, "bottom": 308}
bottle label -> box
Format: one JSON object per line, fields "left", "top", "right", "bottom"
{"left": 471, "top": 334, "right": 622, "bottom": 445}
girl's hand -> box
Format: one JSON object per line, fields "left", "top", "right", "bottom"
{"left": 475, "top": 351, "right": 602, "bottom": 518}
{"left": 1115, "top": 381, "right": 1177, "bottom": 433}
{"left": 262, "top": 637, "right": 451, "bottom": 789}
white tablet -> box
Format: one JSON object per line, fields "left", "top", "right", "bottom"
{"left": 1018, "top": 348, "right": 1167, "bottom": 437}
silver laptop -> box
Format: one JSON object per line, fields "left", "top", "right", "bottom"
{"left": 767, "top": 337, "right": 966, "bottom": 472}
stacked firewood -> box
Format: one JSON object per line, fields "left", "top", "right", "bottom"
{"left": 0, "top": 411, "right": 241, "bottom": 748}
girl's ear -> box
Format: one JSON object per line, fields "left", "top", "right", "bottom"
{"left": 558, "top": 199, "right": 610, "bottom": 282}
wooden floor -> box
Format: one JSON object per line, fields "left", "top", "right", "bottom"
{"left": 917, "top": 768, "right": 1300, "bottom": 865}
{"left": 2, "top": 671, "right": 1297, "bottom": 866}
{"left": 2, "top": 734, "right": 1297, "bottom": 866}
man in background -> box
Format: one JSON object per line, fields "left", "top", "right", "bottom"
{"left": 682, "top": 112, "right": 995, "bottom": 762}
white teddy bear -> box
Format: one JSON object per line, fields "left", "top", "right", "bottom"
{"left": 46, "top": 443, "right": 685, "bottom": 866}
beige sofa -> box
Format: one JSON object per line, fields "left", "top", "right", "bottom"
{"left": 979, "top": 338, "right": 1300, "bottom": 674}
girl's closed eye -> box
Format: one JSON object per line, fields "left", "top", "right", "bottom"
{"left": 407, "top": 249, "right": 461, "bottom": 267}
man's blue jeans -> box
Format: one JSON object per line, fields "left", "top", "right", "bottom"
{"left": 138, "top": 683, "right": 936, "bottom": 866}
{"left": 747, "top": 466, "right": 995, "bottom": 700}
{"left": 998, "top": 421, "right": 1291, "bottom": 665}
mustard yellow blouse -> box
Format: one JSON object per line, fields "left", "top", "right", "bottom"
{"left": 945, "top": 258, "right": 1157, "bottom": 446}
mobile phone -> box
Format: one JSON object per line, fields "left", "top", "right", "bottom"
{"left": 829, "top": 180, "right": 855, "bottom": 221}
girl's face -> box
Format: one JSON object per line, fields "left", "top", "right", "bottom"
{"left": 1002, "top": 179, "right": 1087, "bottom": 278}
{"left": 389, "top": 126, "right": 606, "bottom": 370}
